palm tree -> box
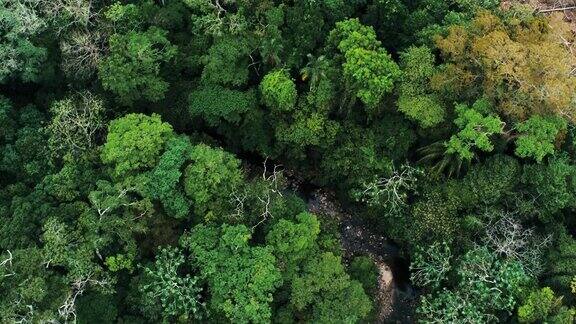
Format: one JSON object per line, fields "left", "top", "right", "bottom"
{"left": 417, "top": 141, "right": 473, "bottom": 178}
{"left": 300, "top": 54, "right": 330, "bottom": 90}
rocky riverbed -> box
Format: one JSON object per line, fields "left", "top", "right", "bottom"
{"left": 307, "top": 190, "right": 416, "bottom": 323}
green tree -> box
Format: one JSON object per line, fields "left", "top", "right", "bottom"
{"left": 418, "top": 289, "right": 485, "bottom": 323}
{"left": 183, "top": 144, "right": 244, "bottom": 221}
{"left": 284, "top": 4, "right": 325, "bottom": 68}
{"left": 397, "top": 95, "right": 445, "bottom": 129}
{"left": 189, "top": 86, "right": 256, "bottom": 126}
{"left": 457, "top": 247, "right": 528, "bottom": 313}
{"left": 320, "top": 123, "right": 393, "bottom": 187}
{"left": 445, "top": 154, "right": 520, "bottom": 209}
{"left": 86, "top": 179, "right": 151, "bottom": 259}
{"left": 38, "top": 155, "right": 99, "bottom": 203}
{"left": 342, "top": 47, "right": 401, "bottom": 112}
{"left": 266, "top": 212, "right": 320, "bottom": 279}
{"left": 300, "top": 54, "right": 332, "bottom": 90}
{"left": 200, "top": 37, "right": 250, "bottom": 87}
{"left": 291, "top": 252, "right": 372, "bottom": 323}
{"left": 446, "top": 100, "right": 504, "bottom": 161}
{"left": 76, "top": 291, "right": 118, "bottom": 324}
{"left": 101, "top": 113, "right": 174, "bottom": 176}
{"left": 409, "top": 190, "right": 459, "bottom": 244}
{"left": 0, "top": 104, "right": 51, "bottom": 184}
{"left": 184, "top": 0, "right": 249, "bottom": 37}
{"left": 76, "top": 292, "right": 118, "bottom": 324}
{"left": 545, "top": 227, "right": 576, "bottom": 301}
{"left": 521, "top": 156, "right": 576, "bottom": 221}
{"left": 417, "top": 247, "right": 529, "bottom": 323}
{"left": 0, "top": 0, "right": 47, "bottom": 83}
{"left": 517, "top": 287, "right": 574, "bottom": 323}
{"left": 515, "top": 115, "right": 567, "bottom": 162}
{"left": 98, "top": 27, "right": 177, "bottom": 104}
{"left": 328, "top": 18, "right": 400, "bottom": 116}
{"left": 397, "top": 46, "right": 445, "bottom": 128}
{"left": 143, "top": 136, "right": 192, "bottom": 219}
{"left": 0, "top": 248, "right": 63, "bottom": 322}
{"left": 274, "top": 106, "right": 340, "bottom": 159}
{"left": 182, "top": 224, "right": 282, "bottom": 324}
{"left": 349, "top": 256, "right": 379, "bottom": 294}
{"left": 260, "top": 69, "right": 297, "bottom": 112}
{"left": 102, "top": 1, "right": 143, "bottom": 33}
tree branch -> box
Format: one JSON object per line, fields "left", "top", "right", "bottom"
{"left": 538, "top": 6, "right": 576, "bottom": 13}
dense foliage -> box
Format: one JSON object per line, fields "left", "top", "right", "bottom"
{"left": 2, "top": 0, "right": 576, "bottom": 323}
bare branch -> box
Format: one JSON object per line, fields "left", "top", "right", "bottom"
{"left": 538, "top": 6, "right": 576, "bottom": 13}
{"left": 356, "top": 164, "right": 422, "bottom": 214}
{"left": 58, "top": 273, "right": 110, "bottom": 322}
{"left": 251, "top": 158, "right": 283, "bottom": 231}
{"left": 483, "top": 212, "right": 551, "bottom": 277}
{"left": 1, "top": 250, "right": 15, "bottom": 278}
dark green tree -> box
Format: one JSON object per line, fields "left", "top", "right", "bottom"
{"left": 98, "top": 27, "right": 177, "bottom": 104}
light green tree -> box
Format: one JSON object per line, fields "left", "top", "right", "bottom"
{"left": 328, "top": 18, "right": 400, "bottom": 116}
{"left": 517, "top": 287, "right": 574, "bottom": 323}
{"left": 183, "top": 144, "right": 244, "bottom": 221}
{"left": 446, "top": 100, "right": 504, "bottom": 160}
{"left": 515, "top": 115, "right": 566, "bottom": 162}
{"left": 266, "top": 212, "right": 320, "bottom": 279}
{"left": 101, "top": 113, "right": 174, "bottom": 176}
{"left": 397, "top": 46, "right": 445, "bottom": 128}
{"left": 260, "top": 69, "right": 297, "bottom": 112}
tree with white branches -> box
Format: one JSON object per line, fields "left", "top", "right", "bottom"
{"left": 355, "top": 163, "right": 422, "bottom": 214}
{"left": 483, "top": 212, "right": 551, "bottom": 277}
{"left": 47, "top": 91, "right": 106, "bottom": 157}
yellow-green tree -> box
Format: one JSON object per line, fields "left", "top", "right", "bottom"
{"left": 433, "top": 11, "right": 576, "bottom": 122}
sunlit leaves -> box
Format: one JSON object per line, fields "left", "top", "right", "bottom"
{"left": 101, "top": 113, "right": 174, "bottom": 176}
{"left": 183, "top": 144, "right": 244, "bottom": 220}
{"left": 515, "top": 116, "right": 566, "bottom": 162}
{"left": 446, "top": 100, "right": 504, "bottom": 161}
{"left": 329, "top": 18, "right": 400, "bottom": 115}
{"left": 260, "top": 69, "right": 297, "bottom": 112}
{"left": 397, "top": 46, "right": 445, "bottom": 128}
